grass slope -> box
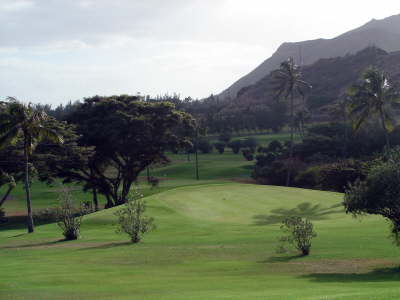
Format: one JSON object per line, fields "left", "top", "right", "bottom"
{"left": 1, "top": 183, "right": 400, "bottom": 300}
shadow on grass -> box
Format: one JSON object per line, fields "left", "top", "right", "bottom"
{"left": 259, "top": 255, "right": 305, "bottom": 263}
{"left": 300, "top": 267, "right": 400, "bottom": 283}
{"left": 79, "top": 241, "right": 133, "bottom": 251}
{"left": 253, "top": 202, "right": 344, "bottom": 225}
{"left": 1, "top": 239, "right": 67, "bottom": 249}
{"left": 0, "top": 215, "right": 57, "bottom": 231}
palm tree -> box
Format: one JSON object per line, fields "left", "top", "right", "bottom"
{"left": 0, "top": 98, "right": 63, "bottom": 233}
{"left": 347, "top": 67, "right": 400, "bottom": 150}
{"left": 273, "top": 57, "right": 311, "bottom": 186}
{"left": 330, "top": 96, "right": 351, "bottom": 158}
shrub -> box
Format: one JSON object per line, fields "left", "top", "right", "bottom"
{"left": 56, "top": 187, "right": 85, "bottom": 240}
{"left": 242, "top": 148, "right": 254, "bottom": 161}
{"left": 197, "top": 138, "right": 213, "bottom": 154}
{"left": 115, "top": 189, "right": 155, "bottom": 243}
{"left": 214, "top": 142, "right": 226, "bottom": 154}
{"left": 228, "top": 140, "right": 242, "bottom": 154}
{"left": 277, "top": 216, "right": 317, "bottom": 256}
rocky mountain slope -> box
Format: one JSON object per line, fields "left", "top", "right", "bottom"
{"left": 220, "top": 14, "right": 400, "bottom": 99}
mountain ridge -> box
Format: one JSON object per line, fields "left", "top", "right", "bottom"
{"left": 220, "top": 13, "right": 400, "bottom": 99}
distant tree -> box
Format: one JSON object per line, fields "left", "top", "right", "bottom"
{"left": 242, "top": 148, "right": 254, "bottom": 161}
{"left": 197, "top": 138, "right": 213, "bottom": 154}
{"left": 214, "top": 142, "right": 226, "bottom": 154}
{"left": 347, "top": 67, "right": 400, "bottom": 150}
{"left": 218, "top": 131, "right": 232, "bottom": 144}
{"left": 242, "top": 137, "right": 258, "bottom": 152}
{"left": 0, "top": 98, "right": 63, "bottom": 233}
{"left": 228, "top": 140, "right": 242, "bottom": 154}
{"left": 273, "top": 57, "right": 311, "bottom": 186}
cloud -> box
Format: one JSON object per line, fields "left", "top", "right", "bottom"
{"left": 1, "top": 0, "right": 399, "bottom": 104}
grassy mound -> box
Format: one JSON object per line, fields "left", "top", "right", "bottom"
{"left": 1, "top": 183, "right": 400, "bottom": 299}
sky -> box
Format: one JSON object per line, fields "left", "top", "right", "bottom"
{"left": 1, "top": 0, "right": 400, "bottom": 105}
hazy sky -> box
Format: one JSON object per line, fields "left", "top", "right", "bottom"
{"left": 1, "top": 0, "right": 399, "bottom": 105}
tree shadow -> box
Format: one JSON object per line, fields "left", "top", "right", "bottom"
{"left": 253, "top": 202, "right": 344, "bottom": 225}
{"left": 300, "top": 267, "right": 400, "bottom": 283}
{"left": 1, "top": 239, "right": 66, "bottom": 249}
{"left": 0, "top": 215, "right": 57, "bottom": 231}
{"left": 259, "top": 255, "right": 304, "bottom": 263}
{"left": 79, "top": 241, "right": 133, "bottom": 251}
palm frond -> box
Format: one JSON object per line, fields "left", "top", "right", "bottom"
{"left": 0, "top": 127, "right": 20, "bottom": 149}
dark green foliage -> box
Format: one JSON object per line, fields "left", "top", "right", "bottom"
{"left": 344, "top": 148, "right": 400, "bottom": 245}
{"left": 197, "top": 138, "right": 213, "bottom": 154}
{"left": 228, "top": 140, "right": 242, "bottom": 154}
{"left": 115, "top": 189, "right": 155, "bottom": 243}
{"left": 218, "top": 132, "right": 231, "bottom": 144}
{"left": 242, "top": 137, "right": 258, "bottom": 152}
{"left": 318, "top": 160, "right": 365, "bottom": 192}
{"left": 277, "top": 216, "right": 317, "bottom": 256}
{"left": 0, "top": 98, "right": 64, "bottom": 233}
{"left": 268, "top": 140, "right": 283, "bottom": 152}
{"left": 242, "top": 148, "right": 254, "bottom": 161}
{"left": 65, "top": 95, "right": 195, "bottom": 206}
{"left": 253, "top": 158, "right": 304, "bottom": 186}
{"left": 294, "top": 167, "right": 320, "bottom": 189}
{"left": 213, "top": 142, "right": 226, "bottom": 154}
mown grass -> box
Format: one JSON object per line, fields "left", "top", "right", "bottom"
{"left": 1, "top": 133, "right": 400, "bottom": 299}
{"left": 1, "top": 184, "right": 400, "bottom": 299}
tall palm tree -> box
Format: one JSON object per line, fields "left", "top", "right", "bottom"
{"left": 347, "top": 67, "right": 400, "bottom": 150}
{"left": 330, "top": 96, "right": 351, "bottom": 158}
{"left": 0, "top": 98, "right": 63, "bottom": 233}
{"left": 273, "top": 57, "right": 311, "bottom": 186}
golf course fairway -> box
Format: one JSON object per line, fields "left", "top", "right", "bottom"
{"left": 1, "top": 183, "right": 400, "bottom": 299}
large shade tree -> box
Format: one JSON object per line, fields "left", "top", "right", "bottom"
{"left": 63, "top": 95, "right": 195, "bottom": 207}
{"left": 0, "top": 98, "right": 63, "bottom": 233}
{"left": 272, "top": 57, "right": 311, "bottom": 186}
{"left": 347, "top": 67, "right": 400, "bottom": 150}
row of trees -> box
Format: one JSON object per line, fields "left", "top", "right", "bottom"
{"left": 0, "top": 96, "right": 195, "bottom": 233}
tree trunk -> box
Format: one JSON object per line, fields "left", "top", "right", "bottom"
{"left": 24, "top": 146, "right": 34, "bottom": 233}
{"left": 379, "top": 108, "right": 391, "bottom": 151}
{"left": 286, "top": 93, "right": 294, "bottom": 187}
{"left": 343, "top": 113, "right": 348, "bottom": 159}
{"left": 92, "top": 188, "right": 99, "bottom": 211}
{"left": 146, "top": 167, "right": 150, "bottom": 182}
{"left": 195, "top": 132, "right": 199, "bottom": 180}
{"left": 0, "top": 185, "right": 13, "bottom": 208}
{"left": 104, "top": 194, "right": 114, "bottom": 208}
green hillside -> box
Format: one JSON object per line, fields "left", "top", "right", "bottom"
{"left": 1, "top": 184, "right": 400, "bottom": 300}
